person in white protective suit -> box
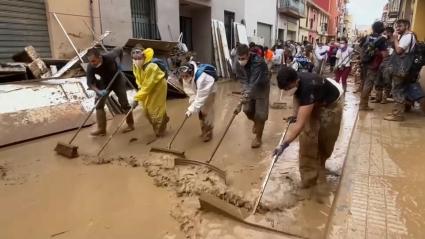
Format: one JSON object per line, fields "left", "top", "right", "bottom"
{"left": 179, "top": 62, "right": 217, "bottom": 142}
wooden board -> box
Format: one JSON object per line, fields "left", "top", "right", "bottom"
{"left": 235, "top": 23, "right": 249, "bottom": 45}
{"left": 212, "top": 20, "right": 225, "bottom": 77}
{"left": 211, "top": 20, "right": 222, "bottom": 77}
{"left": 217, "top": 21, "right": 232, "bottom": 78}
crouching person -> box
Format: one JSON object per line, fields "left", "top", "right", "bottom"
{"left": 274, "top": 67, "right": 344, "bottom": 189}
{"left": 131, "top": 45, "right": 169, "bottom": 137}
{"left": 179, "top": 62, "right": 217, "bottom": 142}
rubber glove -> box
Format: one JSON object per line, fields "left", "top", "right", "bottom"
{"left": 185, "top": 109, "right": 194, "bottom": 118}
{"left": 98, "top": 89, "right": 109, "bottom": 97}
{"left": 273, "top": 142, "right": 290, "bottom": 157}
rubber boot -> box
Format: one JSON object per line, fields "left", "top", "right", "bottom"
{"left": 359, "top": 97, "right": 373, "bottom": 111}
{"left": 202, "top": 125, "right": 213, "bottom": 142}
{"left": 251, "top": 121, "right": 264, "bottom": 148}
{"left": 122, "top": 111, "right": 135, "bottom": 133}
{"left": 380, "top": 91, "right": 389, "bottom": 104}
{"left": 91, "top": 110, "right": 107, "bottom": 136}
{"left": 371, "top": 90, "right": 382, "bottom": 103}
{"left": 157, "top": 114, "right": 169, "bottom": 137}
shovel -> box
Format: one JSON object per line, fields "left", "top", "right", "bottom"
{"left": 54, "top": 71, "right": 120, "bottom": 158}
{"left": 199, "top": 120, "right": 292, "bottom": 221}
{"left": 150, "top": 116, "right": 188, "bottom": 157}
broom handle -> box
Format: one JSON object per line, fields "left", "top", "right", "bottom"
{"left": 252, "top": 121, "right": 292, "bottom": 214}
{"left": 168, "top": 116, "right": 188, "bottom": 149}
{"left": 68, "top": 71, "right": 120, "bottom": 144}
{"left": 97, "top": 103, "right": 136, "bottom": 156}
{"left": 206, "top": 102, "right": 242, "bottom": 164}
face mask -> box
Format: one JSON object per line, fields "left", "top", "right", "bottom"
{"left": 238, "top": 59, "right": 248, "bottom": 66}
{"left": 340, "top": 44, "right": 346, "bottom": 49}
{"left": 94, "top": 62, "right": 102, "bottom": 68}
{"left": 133, "top": 59, "right": 144, "bottom": 68}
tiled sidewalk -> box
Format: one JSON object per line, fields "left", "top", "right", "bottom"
{"left": 326, "top": 104, "right": 425, "bottom": 238}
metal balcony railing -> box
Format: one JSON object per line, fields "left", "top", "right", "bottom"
{"left": 279, "top": 0, "right": 306, "bottom": 18}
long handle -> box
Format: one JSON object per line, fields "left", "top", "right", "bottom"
{"left": 53, "top": 13, "right": 84, "bottom": 63}
{"left": 168, "top": 116, "right": 188, "bottom": 149}
{"left": 96, "top": 104, "right": 136, "bottom": 156}
{"left": 252, "top": 121, "right": 292, "bottom": 214}
{"left": 68, "top": 71, "right": 120, "bottom": 144}
{"left": 206, "top": 102, "right": 242, "bottom": 164}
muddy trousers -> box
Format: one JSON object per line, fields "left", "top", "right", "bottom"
{"left": 390, "top": 75, "right": 409, "bottom": 117}
{"left": 375, "top": 62, "right": 393, "bottom": 102}
{"left": 244, "top": 97, "right": 269, "bottom": 147}
{"left": 94, "top": 79, "right": 133, "bottom": 132}
{"left": 335, "top": 66, "right": 351, "bottom": 92}
{"left": 198, "top": 93, "right": 216, "bottom": 142}
{"left": 359, "top": 68, "right": 378, "bottom": 108}
{"left": 299, "top": 100, "right": 343, "bottom": 188}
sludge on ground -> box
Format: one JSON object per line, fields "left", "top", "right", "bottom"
{"left": 0, "top": 80, "right": 358, "bottom": 239}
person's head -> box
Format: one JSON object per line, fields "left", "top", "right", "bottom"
{"left": 384, "top": 26, "right": 395, "bottom": 38}
{"left": 178, "top": 62, "right": 195, "bottom": 82}
{"left": 131, "top": 44, "right": 145, "bottom": 60}
{"left": 249, "top": 42, "right": 256, "bottom": 49}
{"left": 87, "top": 48, "right": 102, "bottom": 68}
{"left": 372, "top": 21, "right": 385, "bottom": 34}
{"left": 339, "top": 37, "right": 348, "bottom": 48}
{"left": 395, "top": 19, "right": 410, "bottom": 35}
{"left": 237, "top": 44, "right": 250, "bottom": 66}
{"left": 264, "top": 46, "right": 269, "bottom": 52}
{"left": 277, "top": 66, "right": 299, "bottom": 92}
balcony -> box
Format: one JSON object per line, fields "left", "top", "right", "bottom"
{"left": 388, "top": 0, "right": 400, "bottom": 18}
{"left": 279, "top": 0, "right": 306, "bottom": 19}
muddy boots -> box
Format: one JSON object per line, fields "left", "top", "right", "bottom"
{"left": 384, "top": 103, "right": 405, "bottom": 121}
{"left": 200, "top": 121, "right": 213, "bottom": 142}
{"left": 121, "top": 111, "right": 135, "bottom": 133}
{"left": 91, "top": 110, "right": 107, "bottom": 136}
{"left": 371, "top": 90, "right": 382, "bottom": 103}
{"left": 251, "top": 121, "right": 265, "bottom": 148}
{"left": 155, "top": 114, "right": 169, "bottom": 137}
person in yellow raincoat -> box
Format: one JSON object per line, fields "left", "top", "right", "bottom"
{"left": 131, "top": 45, "right": 169, "bottom": 137}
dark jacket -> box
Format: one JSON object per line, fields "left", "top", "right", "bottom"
{"left": 236, "top": 53, "right": 269, "bottom": 99}
{"left": 86, "top": 47, "right": 123, "bottom": 89}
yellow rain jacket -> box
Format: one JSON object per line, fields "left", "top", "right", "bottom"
{"left": 133, "top": 48, "right": 167, "bottom": 126}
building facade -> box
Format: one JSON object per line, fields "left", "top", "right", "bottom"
{"left": 277, "top": 0, "right": 306, "bottom": 43}
{"left": 299, "top": 0, "right": 330, "bottom": 44}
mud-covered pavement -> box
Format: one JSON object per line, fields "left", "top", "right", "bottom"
{"left": 0, "top": 80, "right": 358, "bottom": 239}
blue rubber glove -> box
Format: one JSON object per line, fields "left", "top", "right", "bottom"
{"left": 273, "top": 142, "right": 290, "bottom": 157}
{"left": 117, "top": 64, "right": 123, "bottom": 72}
{"left": 98, "top": 89, "right": 109, "bottom": 97}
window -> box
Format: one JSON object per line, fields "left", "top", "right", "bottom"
{"left": 130, "top": 0, "right": 160, "bottom": 39}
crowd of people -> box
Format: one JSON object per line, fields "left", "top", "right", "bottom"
{"left": 84, "top": 19, "right": 423, "bottom": 190}
{"left": 231, "top": 18, "right": 425, "bottom": 122}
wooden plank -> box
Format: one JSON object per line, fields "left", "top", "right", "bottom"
{"left": 211, "top": 20, "right": 221, "bottom": 77}
{"left": 212, "top": 20, "right": 225, "bottom": 77}
{"left": 217, "top": 21, "right": 231, "bottom": 78}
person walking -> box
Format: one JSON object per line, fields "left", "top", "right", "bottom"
{"left": 314, "top": 42, "right": 329, "bottom": 74}
{"left": 334, "top": 37, "right": 354, "bottom": 92}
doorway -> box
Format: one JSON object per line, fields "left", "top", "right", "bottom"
{"left": 224, "top": 11, "right": 235, "bottom": 49}
{"left": 180, "top": 16, "right": 193, "bottom": 50}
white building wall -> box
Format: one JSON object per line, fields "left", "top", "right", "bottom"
{"left": 99, "top": 0, "right": 132, "bottom": 46}
{"left": 244, "top": 0, "right": 278, "bottom": 46}
{"left": 157, "top": 0, "right": 180, "bottom": 41}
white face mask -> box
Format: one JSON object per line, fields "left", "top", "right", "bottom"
{"left": 340, "top": 44, "right": 346, "bottom": 49}
{"left": 133, "top": 59, "right": 144, "bottom": 68}
{"left": 238, "top": 59, "right": 248, "bottom": 66}
{"left": 284, "top": 86, "right": 298, "bottom": 96}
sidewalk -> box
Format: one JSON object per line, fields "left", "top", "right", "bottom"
{"left": 326, "top": 103, "right": 425, "bottom": 238}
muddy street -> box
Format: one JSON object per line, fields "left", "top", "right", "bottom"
{"left": 0, "top": 80, "right": 356, "bottom": 239}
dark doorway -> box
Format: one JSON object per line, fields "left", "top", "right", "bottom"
{"left": 224, "top": 11, "right": 235, "bottom": 49}
{"left": 180, "top": 16, "right": 193, "bottom": 50}
{"left": 130, "top": 0, "right": 160, "bottom": 39}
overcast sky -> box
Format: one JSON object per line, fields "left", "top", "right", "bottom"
{"left": 347, "top": 0, "right": 388, "bottom": 26}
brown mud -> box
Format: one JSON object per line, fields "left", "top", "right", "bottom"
{"left": 0, "top": 80, "right": 358, "bottom": 239}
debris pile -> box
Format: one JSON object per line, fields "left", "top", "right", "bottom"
{"left": 81, "top": 154, "right": 140, "bottom": 168}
